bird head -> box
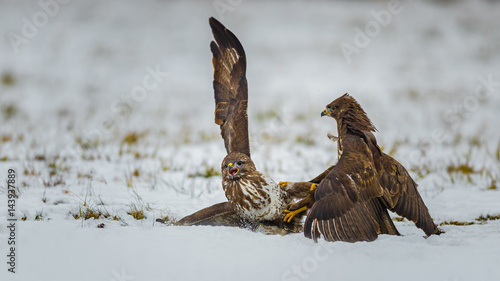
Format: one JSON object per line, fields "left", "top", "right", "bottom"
{"left": 322, "top": 93, "right": 376, "bottom": 133}
{"left": 321, "top": 93, "right": 353, "bottom": 120}
{"left": 221, "top": 153, "right": 255, "bottom": 180}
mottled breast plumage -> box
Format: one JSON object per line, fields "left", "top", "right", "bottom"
{"left": 222, "top": 173, "right": 286, "bottom": 221}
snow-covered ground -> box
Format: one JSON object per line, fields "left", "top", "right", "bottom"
{"left": 1, "top": 0, "right": 499, "bottom": 280}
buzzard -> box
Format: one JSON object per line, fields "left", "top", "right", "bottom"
{"left": 177, "top": 18, "right": 316, "bottom": 228}
{"left": 286, "top": 94, "right": 442, "bottom": 242}
{"left": 209, "top": 17, "right": 322, "bottom": 222}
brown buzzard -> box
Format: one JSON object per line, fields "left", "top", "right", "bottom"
{"left": 291, "top": 94, "right": 442, "bottom": 242}
{"left": 210, "top": 17, "right": 325, "bottom": 222}
{"left": 177, "top": 18, "right": 316, "bottom": 228}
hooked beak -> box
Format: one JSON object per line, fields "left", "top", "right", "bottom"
{"left": 321, "top": 108, "right": 332, "bottom": 117}
{"left": 227, "top": 163, "right": 239, "bottom": 178}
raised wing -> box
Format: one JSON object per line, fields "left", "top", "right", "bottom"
{"left": 209, "top": 17, "right": 250, "bottom": 157}
{"left": 304, "top": 135, "right": 394, "bottom": 242}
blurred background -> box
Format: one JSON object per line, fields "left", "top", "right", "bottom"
{"left": 0, "top": 2, "right": 500, "bottom": 280}
{"left": 0, "top": 0, "right": 499, "bottom": 222}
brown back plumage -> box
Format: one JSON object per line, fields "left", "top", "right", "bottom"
{"left": 209, "top": 17, "right": 250, "bottom": 157}
{"left": 305, "top": 94, "right": 441, "bottom": 242}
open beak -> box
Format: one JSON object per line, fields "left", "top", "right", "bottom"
{"left": 321, "top": 108, "right": 332, "bottom": 117}
{"left": 227, "top": 163, "right": 239, "bottom": 178}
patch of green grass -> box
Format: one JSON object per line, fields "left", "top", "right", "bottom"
{"left": 128, "top": 204, "right": 145, "bottom": 220}
{"left": 34, "top": 211, "right": 44, "bottom": 221}
{"left": 74, "top": 201, "right": 119, "bottom": 221}
{"left": 487, "top": 179, "right": 497, "bottom": 190}
{"left": 75, "top": 208, "right": 109, "bottom": 220}
{"left": 294, "top": 113, "right": 307, "bottom": 121}
{"left": 447, "top": 162, "right": 476, "bottom": 183}
{"left": 160, "top": 158, "right": 172, "bottom": 172}
{"left": 1, "top": 134, "right": 12, "bottom": 142}
{"left": 1, "top": 72, "right": 15, "bottom": 86}
{"left": 410, "top": 164, "right": 431, "bottom": 180}
{"left": 121, "top": 131, "right": 148, "bottom": 146}
{"left": 73, "top": 182, "right": 121, "bottom": 221}
{"left": 43, "top": 175, "right": 65, "bottom": 187}
{"left": 157, "top": 215, "right": 177, "bottom": 225}
{"left": 125, "top": 172, "right": 134, "bottom": 188}
{"left": 255, "top": 109, "right": 279, "bottom": 122}
{"left": 440, "top": 220, "right": 475, "bottom": 226}
{"left": 77, "top": 172, "right": 92, "bottom": 179}
{"left": 438, "top": 214, "right": 500, "bottom": 226}
{"left": 53, "top": 200, "right": 66, "bottom": 205}
{"left": 47, "top": 161, "right": 69, "bottom": 177}
{"left": 132, "top": 168, "right": 140, "bottom": 177}
{"left": 405, "top": 88, "right": 421, "bottom": 100}
{"left": 34, "top": 155, "right": 46, "bottom": 161}
{"left": 1, "top": 104, "right": 18, "bottom": 120}
{"left": 188, "top": 165, "right": 221, "bottom": 178}
{"left": 199, "top": 131, "right": 219, "bottom": 142}
{"left": 476, "top": 214, "right": 500, "bottom": 222}
{"left": 295, "top": 134, "right": 315, "bottom": 146}
{"left": 447, "top": 163, "right": 475, "bottom": 174}
{"left": 469, "top": 136, "right": 482, "bottom": 147}
{"left": 76, "top": 136, "right": 99, "bottom": 150}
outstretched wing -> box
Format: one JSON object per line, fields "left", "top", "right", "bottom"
{"left": 379, "top": 154, "right": 439, "bottom": 236}
{"left": 362, "top": 131, "right": 440, "bottom": 236}
{"left": 304, "top": 135, "right": 387, "bottom": 242}
{"left": 209, "top": 17, "right": 250, "bottom": 157}
{"left": 176, "top": 202, "right": 238, "bottom": 226}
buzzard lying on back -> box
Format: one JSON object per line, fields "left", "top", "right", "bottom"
{"left": 285, "top": 94, "right": 442, "bottom": 242}
{"left": 177, "top": 18, "right": 318, "bottom": 229}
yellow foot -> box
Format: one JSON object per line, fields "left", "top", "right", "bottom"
{"left": 283, "top": 206, "right": 308, "bottom": 223}
{"left": 310, "top": 183, "right": 317, "bottom": 191}
{"left": 278, "top": 181, "right": 289, "bottom": 187}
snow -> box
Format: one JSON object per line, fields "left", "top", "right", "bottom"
{"left": 1, "top": 0, "right": 499, "bottom": 280}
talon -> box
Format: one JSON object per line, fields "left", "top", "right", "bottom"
{"left": 283, "top": 206, "right": 308, "bottom": 222}
{"left": 310, "top": 184, "right": 317, "bottom": 191}
{"left": 278, "top": 181, "right": 289, "bottom": 187}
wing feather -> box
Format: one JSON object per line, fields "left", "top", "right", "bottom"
{"left": 361, "top": 131, "right": 440, "bottom": 236}
{"left": 209, "top": 17, "right": 250, "bottom": 157}
{"left": 304, "top": 135, "right": 385, "bottom": 242}
{"left": 379, "top": 155, "right": 438, "bottom": 236}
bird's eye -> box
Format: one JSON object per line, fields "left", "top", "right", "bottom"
{"left": 237, "top": 161, "right": 243, "bottom": 166}
{"left": 331, "top": 106, "right": 337, "bottom": 110}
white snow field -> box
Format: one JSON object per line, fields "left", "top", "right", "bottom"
{"left": 1, "top": 0, "right": 500, "bottom": 280}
